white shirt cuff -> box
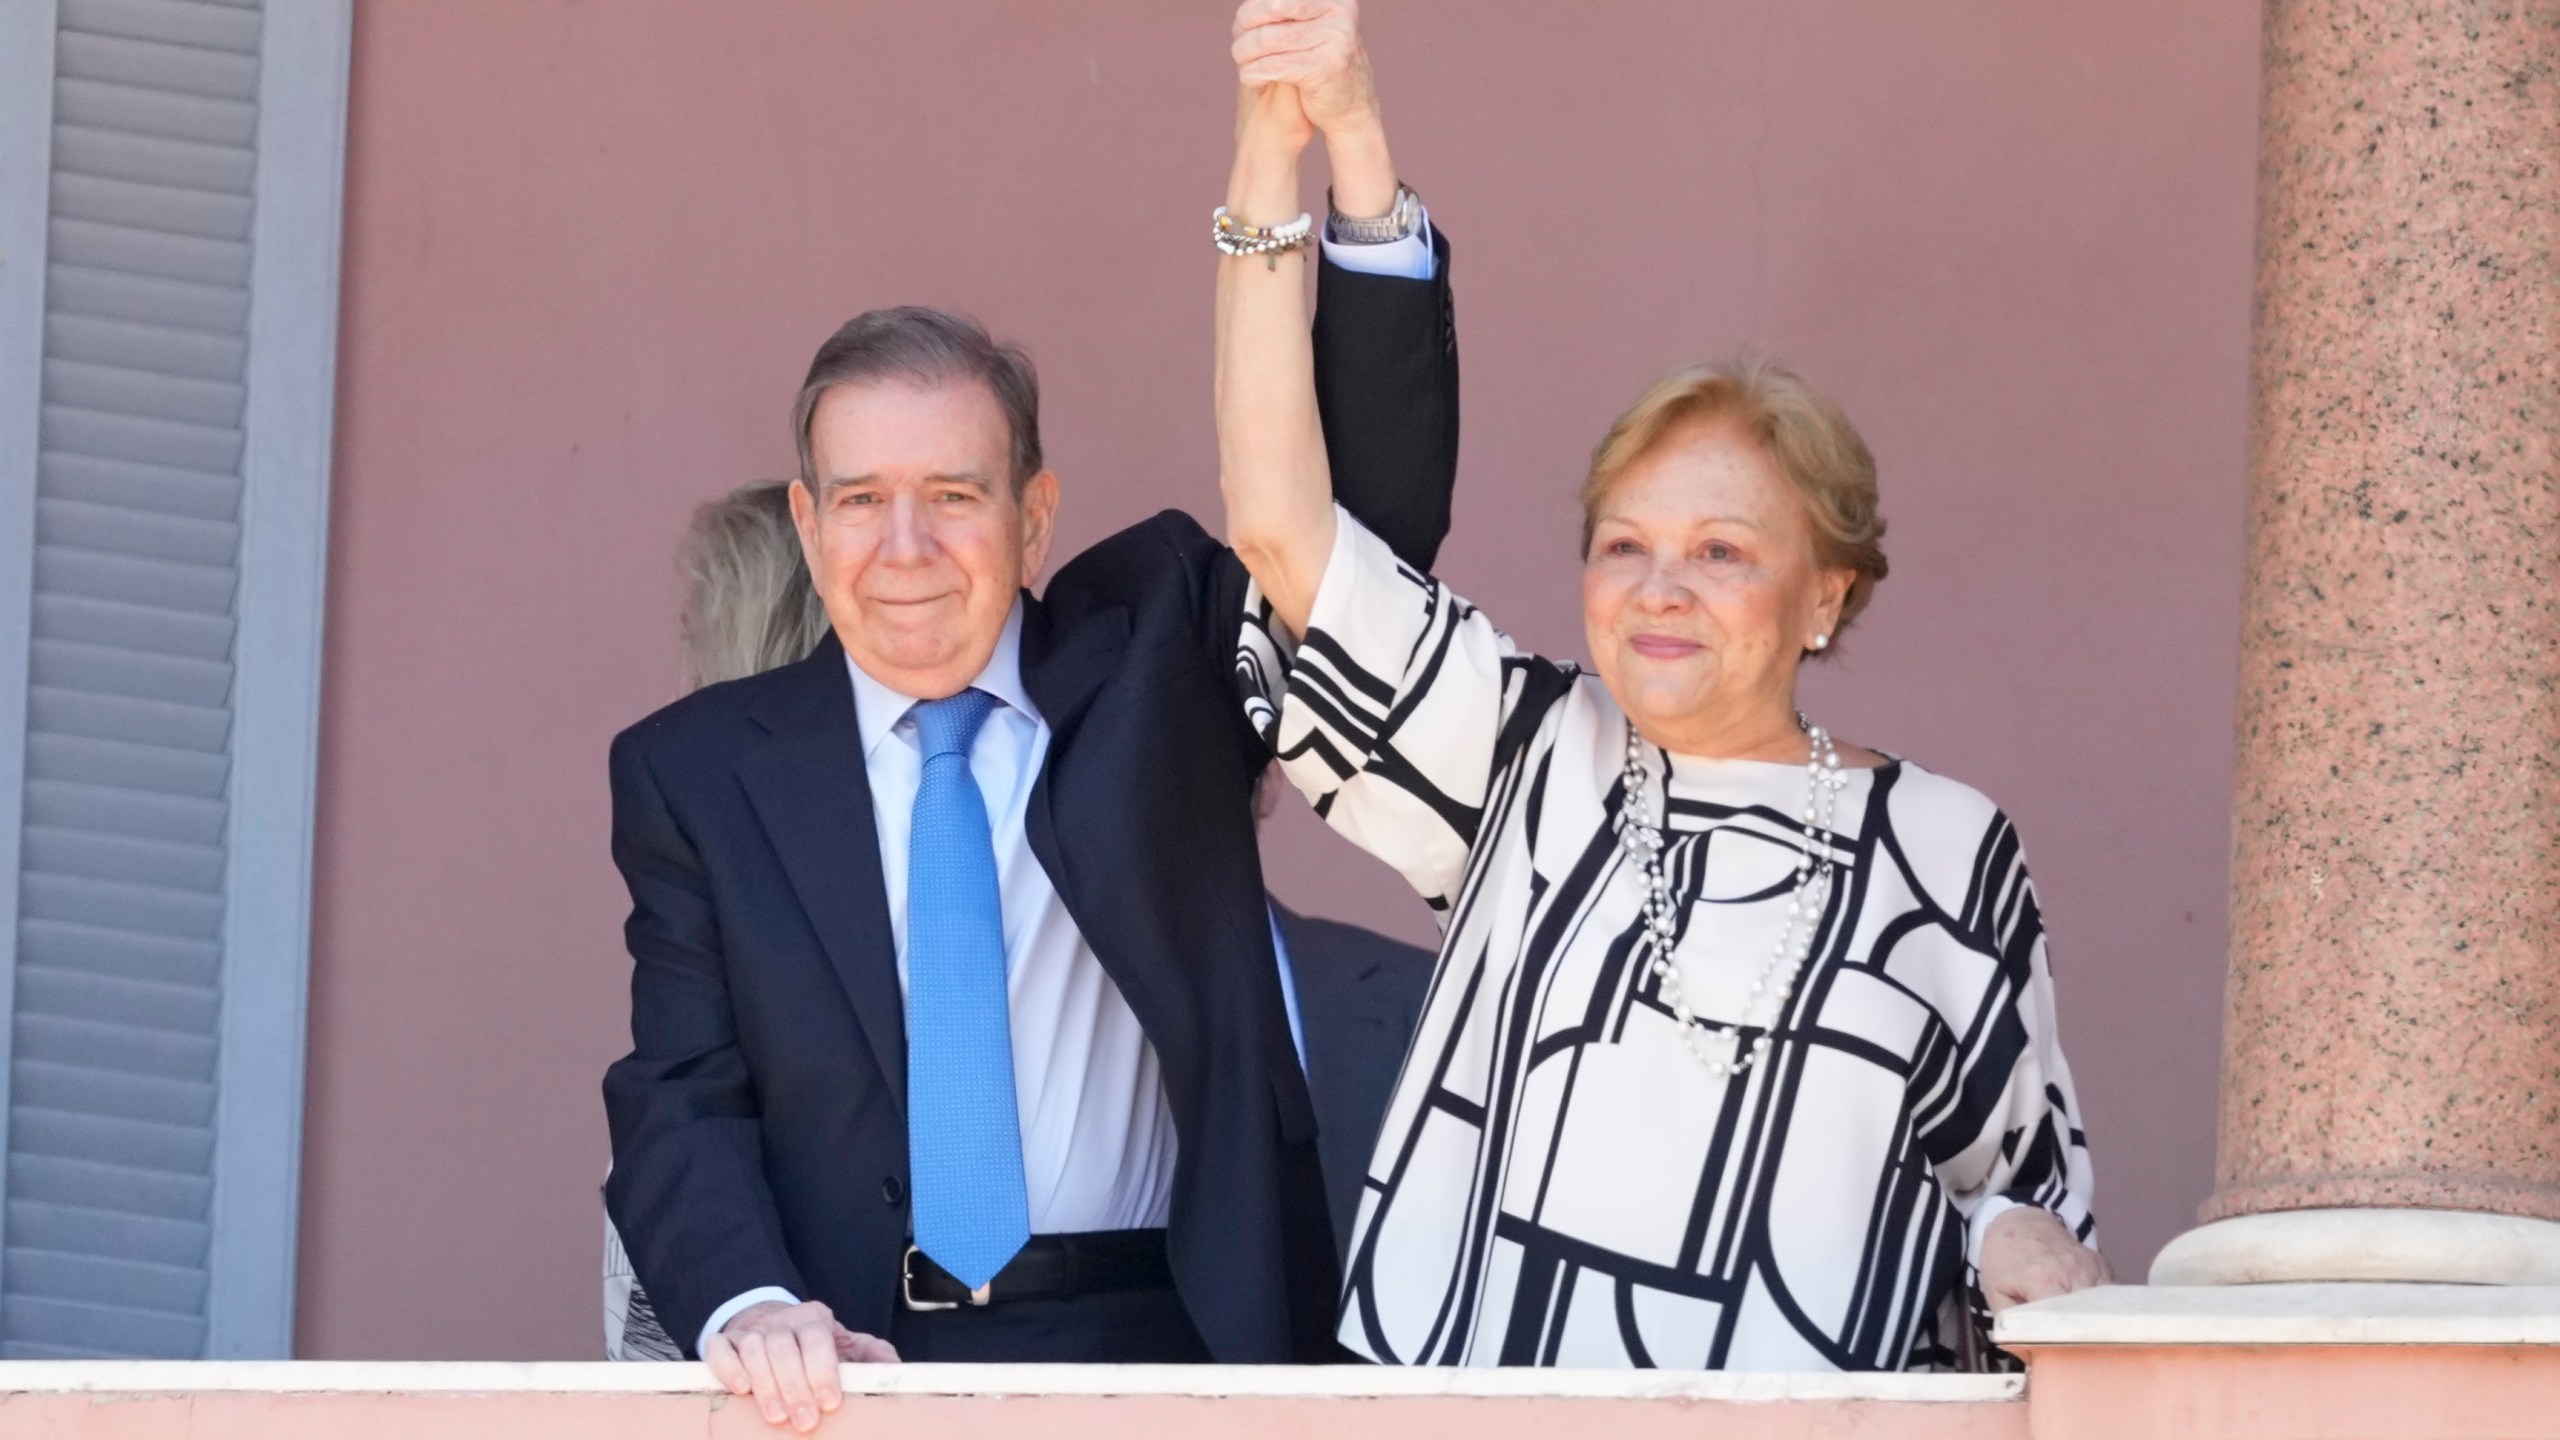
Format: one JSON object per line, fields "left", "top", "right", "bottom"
{"left": 698, "top": 1286, "right": 800, "bottom": 1359}
{"left": 1321, "top": 210, "right": 1437, "bottom": 280}
{"left": 1965, "top": 1196, "right": 2025, "bottom": 1272}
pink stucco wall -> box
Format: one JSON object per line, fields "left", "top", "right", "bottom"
{"left": 304, "top": 1, "right": 2260, "bottom": 1357}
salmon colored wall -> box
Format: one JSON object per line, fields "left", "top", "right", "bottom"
{"left": 304, "top": 0, "right": 2260, "bottom": 1356}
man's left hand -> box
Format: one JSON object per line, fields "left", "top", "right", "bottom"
{"left": 1979, "top": 1205, "right": 2111, "bottom": 1312}
{"left": 1233, "top": 0, "right": 1377, "bottom": 142}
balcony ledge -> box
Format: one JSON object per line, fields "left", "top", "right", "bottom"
{"left": 1995, "top": 1285, "right": 2560, "bottom": 1440}
{"left": 0, "top": 1359, "right": 2025, "bottom": 1440}
{"left": 0, "top": 1358, "right": 2017, "bottom": 1401}
{"left": 1994, "top": 1282, "right": 2560, "bottom": 1347}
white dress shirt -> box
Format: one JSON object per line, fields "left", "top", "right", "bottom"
{"left": 698, "top": 223, "right": 1433, "bottom": 1353}
{"left": 703, "top": 602, "right": 1178, "bottom": 1350}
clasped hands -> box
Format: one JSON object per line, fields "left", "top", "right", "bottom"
{"left": 1231, "top": 0, "right": 1398, "bottom": 219}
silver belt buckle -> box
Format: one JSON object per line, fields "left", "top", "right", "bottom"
{"left": 901, "top": 1245, "right": 991, "bottom": 1311}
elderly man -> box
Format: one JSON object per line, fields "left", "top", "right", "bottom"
{"left": 603, "top": 2, "right": 1448, "bottom": 1429}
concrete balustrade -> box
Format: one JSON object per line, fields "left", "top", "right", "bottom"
{"left": 9, "top": 1301, "right": 2560, "bottom": 1440}
{"left": 1997, "top": 1285, "right": 2560, "bottom": 1440}
{"left": 0, "top": 1361, "right": 2023, "bottom": 1439}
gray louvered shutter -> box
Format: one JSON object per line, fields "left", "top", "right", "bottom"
{"left": 0, "top": 0, "right": 349, "bottom": 1359}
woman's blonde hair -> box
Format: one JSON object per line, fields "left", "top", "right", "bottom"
{"left": 677, "top": 480, "right": 830, "bottom": 691}
{"left": 1579, "top": 359, "right": 1889, "bottom": 641}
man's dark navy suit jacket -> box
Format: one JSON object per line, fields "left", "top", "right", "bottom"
{"left": 1274, "top": 905, "right": 1433, "bottom": 1261}
{"left": 603, "top": 236, "right": 1458, "bottom": 1362}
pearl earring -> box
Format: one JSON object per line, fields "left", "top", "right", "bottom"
{"left": 1811, "top": 634, "right": 1831, "bottom": 651}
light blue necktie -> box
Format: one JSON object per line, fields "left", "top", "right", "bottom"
{"left": 903, "top": 688, "right": 1031, "bottom": 1290}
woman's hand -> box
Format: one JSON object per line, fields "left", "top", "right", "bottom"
{"left": 1234, "top": 0, "right": 1373, "bottom": 136}
{"left": 1978, "top": 1206, "right": 2112, "bottom": 1312}
{"left": 1232, "top": 0, "right": 1396, "bottom": 217}
{"left": 1232, "top": 80, "right": 1316, "bottom": 190}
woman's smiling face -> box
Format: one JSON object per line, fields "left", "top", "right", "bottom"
{"left": 1581, "top": 419, "right": 1851, "bottom": 757}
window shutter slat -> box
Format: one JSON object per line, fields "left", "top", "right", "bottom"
{"left": 36, "top": 597, "right": 237, "bottom": 665}
{"left": 2, "top": 1293, "right": 203, "bottom": 1357}
{"left": 61, "top": 0, "right": 261, "bottom": 55}
{"left": 9, "top": 1155, "right": 212, "bottom": 1224}
{"left": 12, "top": 965, "right": 221, "bottom": 1033}
{"left": 27, "top": 736, "right": 230, "bottom": 804}
{"left": 53, "top": 77, "right": 256, "bottom": 146}
{"left": 55, "top": 32, "right": 259, "bottom": 103}
{"left": 38, "top": 453, "right": 241, "bottom": 522}
{"left": 47, "top": 313, "right": 249, "bottom": 380}
{"left": 10, "top": 1199, "right": 208, "bottom": 1268}
{"left": 49, "top": 173, "right": 253, "bottom": 243}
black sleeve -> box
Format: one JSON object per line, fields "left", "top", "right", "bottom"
{"left": 1312, "top": 227, "right": 1459, "bottom": 572}
{"left": 601, "top": 728, "right": 805, "bottom": 1356}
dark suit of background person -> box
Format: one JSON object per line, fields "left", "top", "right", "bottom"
{"left": 1268, "top": 904, "right": 1431, "bottom": 1259}
{"left": 602, "top": 233, "right": 1459, "bottom": 1367}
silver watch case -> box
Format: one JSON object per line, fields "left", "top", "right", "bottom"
{"left": 1326, "top": 184, "right": 1422, "bottom": 246}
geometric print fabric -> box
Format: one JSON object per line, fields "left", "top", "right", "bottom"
{"left": 1239, "top": 511, "right": 2097, "bottom": 1369}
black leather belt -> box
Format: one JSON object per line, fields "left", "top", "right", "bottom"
{"left": 901, "top": 1229, "right": 1175, "bottom": 1311}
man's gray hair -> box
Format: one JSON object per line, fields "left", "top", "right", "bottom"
{"left": 789, "top": 306, "right": 1043, "bottom": 494}
{"left": 677, "top": 480, "right": 830, "bottom": 690}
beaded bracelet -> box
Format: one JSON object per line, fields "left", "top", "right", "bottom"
{"left": 1213, "top": 206, "right": 1315, "bottom": 269}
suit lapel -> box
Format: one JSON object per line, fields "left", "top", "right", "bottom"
{"left": 736, "top": 634, "right": 907, "bottom": 1109}
{"left": 1017, "top": 592, "right": 1129, "bottom": 894}
{"left": 1017, "top": 593, "right": 1137, "bottom": 1000}
{"left": 1016, "top": 593, "right": 1128, "bottom": 741}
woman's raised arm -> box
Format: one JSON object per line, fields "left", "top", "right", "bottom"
{"left": 1216, "top": 79, "right": 1337, "bottom": 636}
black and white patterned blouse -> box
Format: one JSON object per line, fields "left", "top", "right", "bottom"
{"left": 1238, "top": 509, "right": 2096, "bottom": 1370}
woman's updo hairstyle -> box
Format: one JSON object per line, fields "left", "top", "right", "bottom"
{"left": 1578, "top": 359, "right": 1889, "bottom": 649}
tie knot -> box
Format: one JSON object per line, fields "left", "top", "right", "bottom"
{"left": 911, "top": 688, "right": 999, "bottom": 760}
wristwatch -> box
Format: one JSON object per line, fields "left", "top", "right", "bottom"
{"left": 1326, "top": 183, "right": 1423, "bottom": 246}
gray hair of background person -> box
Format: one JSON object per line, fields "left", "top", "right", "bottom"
{"left": 677, "top": 480, "right": 831, "bottom": 691}
{"left": 787, "top": 305, "right": 1044, "bottom": 494}
{"left": 613, "top": 478, "right": 831, "bottom": 1360}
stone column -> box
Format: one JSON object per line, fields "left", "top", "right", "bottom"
{"left": 2152, "top": 0, "right": 2560, "bottom": 1284}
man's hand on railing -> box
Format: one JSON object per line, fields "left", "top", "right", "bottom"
{"left": 704, "top": 1298, "right": 898, "bottom": 1433}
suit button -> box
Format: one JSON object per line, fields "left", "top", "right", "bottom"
{"left": 882, "top": 1175, "right": 906, "bottom": 1206}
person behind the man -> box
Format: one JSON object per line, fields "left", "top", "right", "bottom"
{"left": 606, "top": 479, "right": 831, "bottom": 1364}
{"left": 603, "top": 3, "right": 1450, "bottom": 1428}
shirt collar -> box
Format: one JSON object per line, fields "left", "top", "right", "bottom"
{"left": 843, "top": 596, "right": 1038, "bottom": 759}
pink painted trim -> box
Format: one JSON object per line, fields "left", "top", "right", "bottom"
{"left": 2016, "top": 1344, "right": 2560, "bottom": 1440}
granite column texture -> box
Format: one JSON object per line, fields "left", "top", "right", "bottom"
{"left": 2206, "top": 0, "right": 2560, "bottom": 1225}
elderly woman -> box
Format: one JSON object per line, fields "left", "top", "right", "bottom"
{"left": 1210, "top": 69, "right": 2107, "bottom": 1367}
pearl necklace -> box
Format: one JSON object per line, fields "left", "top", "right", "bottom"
{"left": 1617, "top": 714, "right": 1849, "bottom": 1076}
